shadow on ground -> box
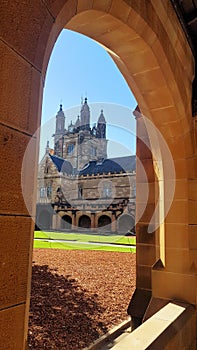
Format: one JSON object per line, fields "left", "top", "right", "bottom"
{"left": 28, "top": 264, "right": 108, "bottom": 350}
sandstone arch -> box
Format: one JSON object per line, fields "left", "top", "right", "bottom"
{"left": 0, "top": 1, "right": 196, "bottom": 348}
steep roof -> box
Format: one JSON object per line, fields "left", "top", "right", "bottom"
{"left": 109, "top": 156, "right": 136, "bottom": 172}
{"left": 49, "top": 154, "right": 73, "bottom": 175}
{"left": 79, "top": 156, "right": 136, "bottom": 176}
{"left": 97, "top": 109, "right": 106, "bottom": 124}
{"left": 49, "top": 153, "right": 136, "bottom": 176}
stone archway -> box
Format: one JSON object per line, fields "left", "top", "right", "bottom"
{"left": 98, "top": 214, "right": 112, "bottom": 232}
{"left": 61, "top": 214, "right": 72, "bottom": 230}
{"left": 37, "top": 210, "right": 52, "bottom": 231}
{"left": 1, "top": 1, "right": 196, "bottom": 348}
{"left": 98, "top": 215, "right": 112, "bottom": 227}
{"left": 78, "top": 215, "right": 91, "bottom": 228}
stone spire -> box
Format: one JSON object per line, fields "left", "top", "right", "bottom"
{"left": 97, "top": 109, "right": 106, "bottom": 138}
{"left": 53, "top": 104, "right": 65, "bottom": 157}
{"left": 75, "top": 115, "right": 81, "bottom": 129}
{"left": 45, "top": 140, "right": 50, "bottom": 154}
{"left": 80, "top": 97, "right": 90, "bottom": 130}
{"left": 55, "top": 104, "right": 65, "bottom": 134}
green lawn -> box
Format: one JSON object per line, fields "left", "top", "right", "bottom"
{"left": 34, "top": 231, "right": 136, "bottom": 253}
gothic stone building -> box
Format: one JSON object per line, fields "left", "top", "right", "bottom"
{"left": 36, "top": 99, "right": 136, "bottom": 233}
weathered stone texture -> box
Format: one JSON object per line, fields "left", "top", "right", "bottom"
{"left": 0, "top": 216, "right": 33, "bottom": 310}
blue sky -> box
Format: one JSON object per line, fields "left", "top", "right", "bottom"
{"left": 40, "top": 29, "right": 137, "bottom": 159}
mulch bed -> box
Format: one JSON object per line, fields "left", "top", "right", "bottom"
{"left": 28, "top": 249, "right": 136, "bottom": 349}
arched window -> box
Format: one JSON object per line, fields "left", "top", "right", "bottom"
{"left": 40, "top": 187, "right": 46, "bottom": 198}
{"left": 47, "top": 185, "right": 52, "bottom": 199}
{"left": 103, "top": 181, "right": 112, "bottom": 198}
{"left": 78, "top": 186, "right": 83, "bottom": 199}
{"left": 91, "top": 146, "right": 97, "bottom": 157}
{"left": 67, "top": 143, "right": 74, "bottom": 154}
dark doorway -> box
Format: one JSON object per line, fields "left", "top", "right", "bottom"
{"left": 61, "top": 215, "right": 72, "bottom": 230}
{"left": 98, "top": 215, "right": 111, "bottom": 228}
{"left": 78, "top": 215, "right": 91, "bottom": 228}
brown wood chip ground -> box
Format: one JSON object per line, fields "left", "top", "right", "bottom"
{"left": 28, "top": 249, "right": 136, "bottom": 349}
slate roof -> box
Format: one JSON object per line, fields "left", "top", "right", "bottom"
{"left": 109, "top": 156, "right": 136, "bottom": 172}
{"left": 49, "top": 154, "right": 73, "bottom": 175}
{"left": 79, "top": 156, "right": 136, "bottom": 176}
{"left": 50, "top": 153, "right": 136, "bottom": 176}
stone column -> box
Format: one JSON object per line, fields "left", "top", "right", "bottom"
{"left": 52, "top": 213, "right": 58, "bottom": 230}
{"left": 111, "top": 211, "right": 117, "bottom": 232}
{"left": 91, "top": 212, "right": 95, "bottom": 231}
{"left": 127, "top": 106, "right": 157, "bottom": 328}
{"left": 72, "top": 211, "right": 76, "bottom": 230}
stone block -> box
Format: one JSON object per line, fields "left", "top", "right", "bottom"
{"left": 187, "top": 156, "right": 197, "bottom": 179}
{"left": 159, "top": 121, "right": 184, "bottom": 144}
{"left": 126, "top": 49, "right": 158, "bottom": 76}
{"left": 165, "top": 223, "right": 189, "bottom": 248}
{"left": 127, "top": 6, "right": 148, "bottom": 37}
{"left": 164, "top": 248, "right": 194, "bottom": 274}
{"left": 0, "top": 125, "right": 37, "bottom": 216}
{"left": 136, "top": 243, "right": 156, "bottom": 266}
{"left": 166, "top": 200, "right": 188, "bottom": 224}
{"left": 134, "top": 67, "right": 166, "bottom": 94}
{"left": 136, "top": 202, "right": 155, "bottom": 223}
{"left": 165, "top": 309, "right": 196, "bottom": 350}
{"left": 28, "top": 68, "right": 43, "bottom": 134}
{"left": 0, "top": 304, "right": 26, "bottom": 350}
{"left": 152, "top": 269, "right": 196, "bottom": 304}
{"left": 170, "top": 159, "right": 188, "bottom": 179}
{"left": 188, "top": 200, "right": 197, "bottom": 225}
{"left": 0, "top": 41, "right": 42, "bottom": 134}
{"left": 150, "top": 106, "right": 179, "bottom": 126}
{"left": 0, "top": 216, "right": 33, "bottom": 310}
{"left": 109, "top": 0, "right": 131, "bottom": 23}
{"left": 77, "top": 0, "right": 93, "bottom": 13}
{"left": 93, "top": 0, "right": 112, "bottom": 12}
{"left": 164, "top": 179, "right": 188, "bottom": 201}
{"left": 136, "top": 223, "right": 155, "bottom": 244}
{"left": 188, "top": 180, "right": 197, "bottom": 200}
{"left": 136, "top": 265, "right": 152, "bottom": 290}
{"left": 0, "top": 1, "right": 54, "bottom": 70}
{"left": 142, "top": 85, "right": 174, "bottom": 110}
{"left": 188, "top": 225, "right": 197, "bottom": 249}
{"left": 182, "top": 132, "right": 194, "bottom": 157}
{"left": 136, "top": 182, "right": 159, "bottom": 204}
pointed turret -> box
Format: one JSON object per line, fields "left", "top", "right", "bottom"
{"left": 97, "top": 109, "right": 106, "bottom": 138}
{"left": 53, "top": 104, "right": 65, "bottom": 157}
{"left": 75, "top": 115, "right": 81, "bottom": 129}
{"left": 45, "top": 140, "right": 50, "bottom": 154}
{"left": 80, "top": 97, "right": 90, "bottom": 130}
{"left": 55, "top": 104, "right": 65, "bottom": 133}
{"left": 68, "top": 120, "right": 74, "bottom": 133}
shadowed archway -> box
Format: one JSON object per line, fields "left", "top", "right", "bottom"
{"left": 61, "top": 214, "right": 72, "bottom": 230}
{"left": 98, "top": 215, "right": 111, "bottom": 228}
{"left": 78, "top": 215, "right": 91, "bottom": 228}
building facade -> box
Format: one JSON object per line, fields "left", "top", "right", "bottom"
{"left": 36, "top": 99, "right": 136, "bottom": 233}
